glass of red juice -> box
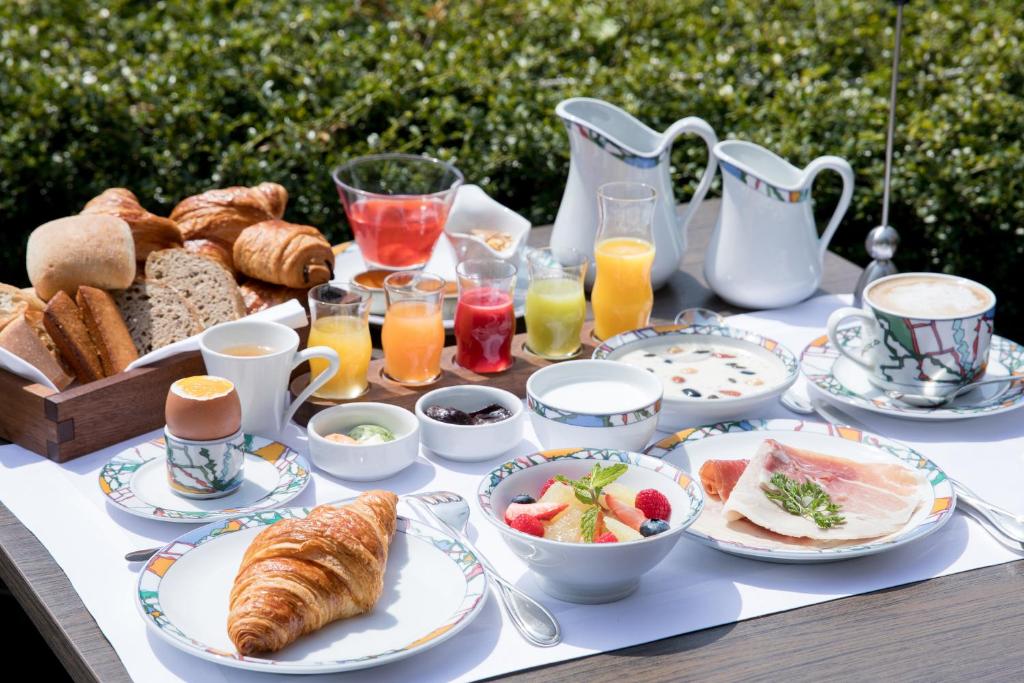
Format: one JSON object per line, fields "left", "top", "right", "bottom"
{"left": 332, "top": 154, "right": 464, "bottom": 270}
{"left": 454, "top": 259, "right": 517, "bottom": 373}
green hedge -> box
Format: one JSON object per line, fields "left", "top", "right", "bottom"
{"left": 2, "top": 1, "right": 1022, "bottom": 334}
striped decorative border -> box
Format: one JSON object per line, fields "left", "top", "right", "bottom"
{"left": 527, "top": 394, "right": 661, "bottom": 427}
{"left": 570, "top": 121, "right": 664, "bottom": 169}
{"left": 137, "top": 510, "right": 487, "bottom": 672}
{"left": 801, "top": 328, "right": 1024, "bottom": 418}
{"left": 99, "top": 436, "right": 309, "bottom": 522}
{"left": 645, "top": 419, "right": 956, "bottom": 560}
{"left": 476, "top": 447, "right": 704, "bottom": 529}
{"left": 593, "top": 322, "right": 798, "bottom": 378}
{"left": 719, "top": 159, "right": 810, "bottom": 203}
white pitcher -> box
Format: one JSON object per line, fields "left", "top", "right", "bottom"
{"left": 551, "top": 98, "right": 718, "bottom": 289}
{"left": 704, "top": 140, "right": 854, "bottom": 309}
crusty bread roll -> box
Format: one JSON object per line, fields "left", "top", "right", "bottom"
{"left": 76, "top": 286, "right": 139, "bottom": 375}
{"left": 27, "top": 215, "right": 136, "bottom": 301}
{"left": 18, "top": 287, "right": 46, "bottom": 312}
{"left": 0, "top": 284, "right": 30, "bottom": 331}
{"left": 0, "top": 316, "right": 73, "bottom": 389}
{"left": 81, "top": 188, "right": 183, "bottom": 262}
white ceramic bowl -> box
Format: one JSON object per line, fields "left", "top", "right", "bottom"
{"left": 525, "top": 360, "right": 663, "bottom": 452}
{"left": 307, "top": 403, "right": 420, "bottom": 481}
{"left": 444, "top": 184, "right": 531, "bottom": 265}
{"left": 593, "top": 324, "right": 798, "bottom": 429}
{"left": 415, "top": 385, "right": 524, "bottom": 462}
{"left": 478, "top": 447, "right": 704, "bottom": 603}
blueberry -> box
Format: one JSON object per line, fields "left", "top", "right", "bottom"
{"left": 640, "top": 519, "right": 670, "bottom": 537}
{"left": 740, "top": 370, "right": 756, "bottom": 375}
{"left": 682, "top": 388, "right": 702, "bottom": 398}
{"left": 511, "top": 494, "right": 536, "bottom": 504}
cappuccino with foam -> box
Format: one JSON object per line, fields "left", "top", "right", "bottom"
{"left": 867, "top": 274, "right": 993, "bottom": 318}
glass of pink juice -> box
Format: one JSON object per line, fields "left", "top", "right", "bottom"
{"left": 454, "top": 259, "right": 517, "bottom": 374}
{"left": 332, "top": 154, "right": 464, "bottom": 270}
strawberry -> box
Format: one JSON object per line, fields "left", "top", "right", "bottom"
{"left": 594, "top": 532, "right": 618, "bottom": 543}
{"left": 509, "top": 514, "right": 545, "bottom": 537}
{"left": 538, "top": 477, "right": 557, "bottom": 497}
{"left": 504, "top": 501, "right": 567, "bottom": 524}
{"left": 635, "top": 489, "right": 672, "bottom": 521}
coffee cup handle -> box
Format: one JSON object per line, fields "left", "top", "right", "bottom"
{"left": 826, "top": 307, "right": 877, "bottom": 373}
{"left": 283, "top": 347, "right": 341, "bottom": 428}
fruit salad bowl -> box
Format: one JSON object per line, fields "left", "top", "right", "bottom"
{"left": 477, "top": 447, "right": 704, "bottom": 604}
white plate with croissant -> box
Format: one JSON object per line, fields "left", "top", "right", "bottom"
{"left": 136, "top": 491, "right": 488, "bottom": 673}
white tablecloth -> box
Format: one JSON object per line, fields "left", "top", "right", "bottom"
{"left": 1, "top": 294, "right": 1021, "bottom": 683}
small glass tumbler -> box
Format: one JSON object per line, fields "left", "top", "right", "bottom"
{"left": 591, "top": 181, "right": 657, "bottom": 341}
{"left": 454, "top": 259, "right": 517, "bottom": 373}
{"left": 332, "top": 154, "right": 464, "bottom": 270}
{"left": 525, "top": 247, "right": 589, "bottom": 359}
{"left": 382, "top": 271, "right": 446, "bottom": 385}
{"left": 307, "top": 284, "right": 372, "bottom": 400}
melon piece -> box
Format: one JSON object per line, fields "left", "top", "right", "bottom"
{"left": 599, "top": 482, "right": 638, "bottom": 508}
{"left": 544, "top": 506, "right": 585, "bottom": 543}
{"left": 540, "top": 481, "right": 589, "bottom": 512}
{"left": 604, "top": 515, "right": 643, "bottom": 542}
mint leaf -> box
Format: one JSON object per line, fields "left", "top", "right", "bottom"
{"left": 591, "top": 463, "right": 628, "bottom": 490}
{"left": 580, "top": 506, "right": 599, "bottom": 543}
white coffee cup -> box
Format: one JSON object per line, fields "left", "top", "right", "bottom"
{"left": 199, "top": 320, "right": 340, "bottom": 435}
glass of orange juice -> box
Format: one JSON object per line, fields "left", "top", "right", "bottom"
{"left": 591, "top": 182, "right": 657, "bottom": 341}
{"left": 307, "top": 284, "right": 372, "bottom": 399}
{"left": 382, "top": 271, "right": 446, "bottom": 385}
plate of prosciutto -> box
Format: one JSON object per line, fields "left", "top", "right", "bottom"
{"left": 645, "top": 419, "right": 956, "bottom": 563}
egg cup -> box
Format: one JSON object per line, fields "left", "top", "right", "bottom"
{"left": 164, "top": 427, "right": 247, "bottom": 499}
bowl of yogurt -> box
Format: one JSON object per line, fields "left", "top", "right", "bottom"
{"left": 592, "top": 324, "right": 798, "bottom": 428}
{"left": 525, "top": 360, "right": 663, "bottom": 451}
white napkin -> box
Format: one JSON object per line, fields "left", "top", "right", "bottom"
{"left": 125, "top": 300, "right": 308, "bottom": 370}
{"left": 0, "top": 346, "right": 59, "bottom": 391}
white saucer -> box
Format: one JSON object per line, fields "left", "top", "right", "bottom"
{"left": 800, "top": 326, "right": 1024, "bottom": 421}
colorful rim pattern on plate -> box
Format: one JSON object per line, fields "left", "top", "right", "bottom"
{"left": 476, "top": 447, "right": 704, "bottom": 526}
{"left": 137, "top": 511, "right": 487, "bottom": 672}
{"left": 569, "top": 121, "right": 663, "bottom": 169}
{"left": 801, "top": 327, "right": 1024, "bottom": 417}
{"left": 99, "top": 436, "right": 310, "bottom": 521}
{"left": 719, "top": 159, "right": 810, "bottom": 203}
{"left": 645, "top": 418, "right": 956, "bottom": 558}
{"left": 593, "top": 322, "right": 799, "bottom": 376}
{"left": 526, "top": 394, "right": 662, "bottom": 428}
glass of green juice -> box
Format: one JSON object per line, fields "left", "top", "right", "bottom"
{"left": 525, "top": 247, "right": 589, "bottom": 359}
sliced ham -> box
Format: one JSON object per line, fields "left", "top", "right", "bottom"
{"left": 699, "top": 459, "right": 749, "bottom": 502}
{"left": 722, "top": 439, "right": 923, "bottom": 540}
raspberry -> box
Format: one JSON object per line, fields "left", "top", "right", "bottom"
{"left": 594, "top": 532, "right": 618, "bottom": 543}
{"left": 538, "top": 477, "right": 557, "bottom": 497}
{"left": 635, "top": 489, "right": 672, "bottom": 521}
{"left": 509, "top": 514, "right": 545, "bottom": 537}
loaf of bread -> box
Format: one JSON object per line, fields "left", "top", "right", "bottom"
{"left": 19, "top": 288, "right": 46, "bottom": 312}
{"left": 43, "top": 291, "right": 105, "bottom": 383}
{"left": 233, "top": 220, "right": 334, "bottom": 288}
{"left": 81, "top": 188, "right": 183, "bottom": 262}
{"left": 0, "top": 316, "right": 73, "bottom": 389}
{"left": 184, "top": 238, "right": 236, "bottom": 273}
{"left": 145, "top": 249, "right": 246, "bottom": 328}
{"left": 23, "top": 309, "right": 69, "bottom": 374}
{"left": 114, "top": 280, "right": 204, "bottom": 355}
{"left": 239, "top": 280, "right": 309, "bottom": 314}
{"left": 26, "top": 215, "right": 136, "bottom": 301}
{"left": 76, "top": 286, "right": 139, "bottom": 375}
{"left": 0, "top": 284, "right": 30, "bottom": 331}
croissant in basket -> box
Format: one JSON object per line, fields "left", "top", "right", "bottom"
{"left": 227, "top": 490, "right": 398, "bottom": 655}
{"left": 233, "top": 219, "right": 334, "bottom": 288}
{"left": 81, "top": 188, "right": 182, "bottom": 262}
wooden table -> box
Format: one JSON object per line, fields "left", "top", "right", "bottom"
{"left": 2, "top": 200, "right": 1022, "bottom": 682}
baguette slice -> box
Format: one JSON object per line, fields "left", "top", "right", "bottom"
{"left": 145, "top": 249, "right": 245, "bottom": 328}
{"left": 0, "top": 283, "right": 30, "bottom": 331}
{"left": 113, "top": 280, "right": 204, "bottom": 355}
{"left": 43, "top": 291, "right": 104, "bottom": 383}
{"left": 76, "top": 285, "right": 139, "bottom": 374}
{"left": 0, "top": 316, "right": 73, "bottom": 389}
{"left": 24, "top": 309, "right": 71, "bottom": 375}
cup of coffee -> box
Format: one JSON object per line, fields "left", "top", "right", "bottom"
{"left": 200, "top": 320, "right": 340, "bottom": 435}
{"left": 826, "top": 273, "right": 996, "bottom": 397}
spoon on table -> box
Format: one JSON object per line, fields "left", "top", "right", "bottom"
{"left": 885, "top": 376, "right": 1019, "bottom": 408}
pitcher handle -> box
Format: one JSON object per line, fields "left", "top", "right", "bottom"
{"left": 803, "top": 155, "right": 855, "bottom": 260}
{"left": 663, "top": 117, "right": 719, "bottom": 232}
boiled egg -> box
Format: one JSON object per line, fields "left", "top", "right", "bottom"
{"left": 165, "top": 375, "right": 242, "bottom": 441}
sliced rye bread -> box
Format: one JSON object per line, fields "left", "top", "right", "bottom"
{"left": 145, "top": 249, "right": 245, "bottom": 328}
{"left": 113, "top": 279, "right": 204, "bottom": 355}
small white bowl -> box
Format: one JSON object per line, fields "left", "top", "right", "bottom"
{"left": 444, "top": 184, "right": 531, "bottom": 264}
{"left": 525, "top": 360, "right": 663, "bottom": 452}
{"left": 307, "top": 403, "right": 420, "bottom": 481}
{"left": 415, "top": 385, "right": 524, "bottom": 462}
{"left": 592, "top": 324, "right": 798, "bottom": 429}
{"left": 478, "top": 448, "right": 704, "bottom": 603}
